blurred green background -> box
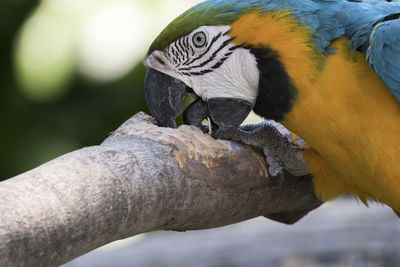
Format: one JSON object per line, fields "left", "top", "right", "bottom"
{"left": 0, "top": 0, "right": 201, "bottom": 180}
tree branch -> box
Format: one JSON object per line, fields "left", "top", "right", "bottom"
{"left": 0, "top": 112, "right": 322, "bottom": 266}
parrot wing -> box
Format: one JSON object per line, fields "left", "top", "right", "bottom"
{"left": 367, "top": 16, "right": 400, "bottom": 102}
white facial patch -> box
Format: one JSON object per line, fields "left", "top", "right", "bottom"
{"left": 145, "top": 25, "right": 260, "bottom": 106}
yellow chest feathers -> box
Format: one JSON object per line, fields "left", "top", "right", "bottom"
{"left": 283, "top": 38, "right": 400, "bottom": 209}
{"left": 230, "top": 12, "right": 400, "bottom": 209}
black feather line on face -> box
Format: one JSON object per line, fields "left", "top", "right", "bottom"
{"left": 183, "top": 37, "right": 190, "bottom": 59}
{"left": 178, "top": 37, "right": 233, "bottom": 72}
{"left": 176, "top": 38, "right": 187, "bottom": 67}
{"left": 249, "top": 46, "right": 297, "bottom": 122}
{"left": 176, "top": 32, "right": 235, "bottom": 75}
{"left": 184, "top": 32, "right": 222, "bottom": 66}
{"left": 211, "top": 56, "right": 229, "bottom": 69}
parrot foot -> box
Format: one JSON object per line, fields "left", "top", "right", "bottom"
{"left": 222, "top": 121, "right": 309, "bottom": 184}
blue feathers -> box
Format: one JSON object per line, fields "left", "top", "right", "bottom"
{"left": 367, "top": 18, "right": 400, "bottom": 101}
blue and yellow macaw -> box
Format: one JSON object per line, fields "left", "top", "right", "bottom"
{"left": 144, "top": 0, "right": 400, "bottom": 212}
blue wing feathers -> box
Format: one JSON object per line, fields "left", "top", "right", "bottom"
{"left": 386, "top": 63, "right": 400, "bottom": 83}
{"left": 367, "top": 19, "right": 400, "bottom": 101}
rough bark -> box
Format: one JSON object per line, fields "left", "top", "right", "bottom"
{"left": 0, "top": 112, "right": 322, "bottom": 267}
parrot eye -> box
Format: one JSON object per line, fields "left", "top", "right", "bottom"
{"left": 192, "top": 31, "right": 207, "bottom": 48}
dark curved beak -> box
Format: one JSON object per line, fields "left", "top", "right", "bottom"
{"left": 145, "top": 68, "right": 252, "bottom": 138}
{"left": 145, "top": 68, "right": 187, "bottom": 128}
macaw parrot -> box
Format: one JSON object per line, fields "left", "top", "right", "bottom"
{"left": 144, "top": 0, "right": 400, "bottom": 213}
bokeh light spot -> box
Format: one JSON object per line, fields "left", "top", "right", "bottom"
{"left": 15, "top": 7, "right": 76, "bottom": 102}
{"left": 78, "top": 1, "right": 150, "bottom": 82}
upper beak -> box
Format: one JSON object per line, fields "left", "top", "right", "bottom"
{"left": 144, "top": 67, "right": 187, "bottom": 128}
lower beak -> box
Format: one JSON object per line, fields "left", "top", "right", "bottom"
{"left": 183, "top": 97, "right": 253, "bottom": 139}
{"left": 144, "top": 68, "right": 187, "bottom": 128}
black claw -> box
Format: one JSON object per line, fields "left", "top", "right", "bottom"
{"left": 271, "top": 169, "right": 285, "bottom": 191}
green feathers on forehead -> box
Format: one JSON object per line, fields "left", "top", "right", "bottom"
{"left": 147, "top": 3, "right": 254, "bottom": 55}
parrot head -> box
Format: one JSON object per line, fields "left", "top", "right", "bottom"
{"left": 145, "top": 1, "right": 314, "bottom": 138}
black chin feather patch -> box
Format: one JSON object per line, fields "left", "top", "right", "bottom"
{"left": 249, "top": 47, "right": 297, "bottom": 122}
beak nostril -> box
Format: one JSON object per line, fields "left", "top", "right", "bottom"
{"left": 155, "top": 56, "right": 166, "bottom": 66}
